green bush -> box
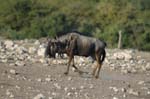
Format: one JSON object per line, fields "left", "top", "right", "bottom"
{"left": 0, "top": 0, "right": 149, "bottom": 51}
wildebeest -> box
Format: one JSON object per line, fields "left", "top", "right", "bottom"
{"left": 56, "top": 32, "right": 106, "bottom": 78}
{"left": 45, "top": 38, "right": 65, "bottom": 58}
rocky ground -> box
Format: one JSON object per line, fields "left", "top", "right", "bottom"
{"left": 0, "top": 39, "right": 150, "bottom": 99}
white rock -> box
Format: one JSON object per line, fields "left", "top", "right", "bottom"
{"left": 123, "top": 94, "right": 126, "bottom": 98}
{"left": 6, "top": 90, "right": 11, "bottom": 96}
{"left": 52, "top": 92, "right": 57, "bottom": 96}
{"left": 34, "top": 40, "right": 40, "bottom": 45}
{"left": 138, "top": 81, "right": 145, "bottom": 85}
{"left": 15, "top": 61, "right": 25, "bottom": 66}
{"left": 1, "top": 59, "right": 8, "bottom": 63}
{"left": 80, "top": 86, "right": 85, "bottom": 89}
{"left": 28, "top": 47, "right": 37, "bottom": 54}
{"left": 121, "top": 88, "right": 126, "bottom": 92}
{"left": 147, "top": 91, "right": 150, "bottom": 94}
{"left": 39, "top": 58, "right": 47, "bottom": 63}
{"left": 109, "top": 87, "right": 119, "bottom": 93}
{"left": 121, "top": 69, "right": 129, "bottom": 74}
{"left": 10, "top": 69, "right": 17, "bottom": 75}
{"left": 113, "top": 52, "right": 132, "bottom": 60}
{"left": 13, "top": 44, "right": 19, "bottom": 49}
{"left": 67, "top": 92, "right": 73, "bottom": 96}
{"left": 128, "top": 88, "right": 140, "bottom": 96}
{"left": 4, "top": 40, "right": 14, "bottom": 49}
{"left": 16, "top": 47, "right": 28, "bottom": 54}
{"left": 37, "top": 48, "right": 45, "bottom": 57}
{"left": 45, "top": 78, "right": 52, "bottom": 82}
{"left": 10, "top": 94, "right": 14, "bottom": 98}
{"left": 48, "top": 97, "right": 54, "bottom": 99}
{"left": 64, "top": 87, "right": 68, "bottom": 91}
{"left": 113, "top": 97, "right": 118, "bottom": 99}
{"left": 33, "top": 93, "right": 45, "bottom": 99}
{"left": 54, "top": 83, "right": 61, "bottom": 89}
{"left": 113, "top": 52, "right": 125, "bottom": 60}
{"left": 68, "top": 77, "right": 72, "bottom": 81}
{"left": 145, "top": 63, "right": 150, "bottom": 71}
{"left": 37, "top": 78, "right": 42, "bottom": 82}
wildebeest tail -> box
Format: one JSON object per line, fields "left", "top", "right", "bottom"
{"left": 100, "top": 49, "right": 106, "bottom": 63}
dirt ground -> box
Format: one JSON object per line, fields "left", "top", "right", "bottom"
{"left": 0, "top": 51, "right": 150, "bottom": 99}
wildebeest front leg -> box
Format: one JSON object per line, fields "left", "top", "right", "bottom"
{"left": 64, "top": 56, "right": 73, "bottom": 75}
{"left": 95, "top": 63, "right": 102, "bottom": 78}
{"left": 92, "top": 63, "right": 98, "bottom": 76}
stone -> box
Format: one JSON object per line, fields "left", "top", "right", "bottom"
{"left": 80, "top": 86, "right": 85, "bottom": 89}
{"left": 138, "top": 81, "right": 145, "bottom": 85}
{"left": 37, "top": 47, "right": 45, "bottom": 57}
{"left": 113, "top": 97, "right": 118, "bottom": 99}
{"left": 147, "top": 91, "right": 150, "bottom": 94}
{"left": 67, "top": 92, "right": 73, "bottom": 96}
{"left": 1, "top": 59, "right": 8, "bottom": 63}
{"left": 123, "top": 94, "right": 127, "bottom": 98}
{"left": 16, "top": 47, "right": 28, "bottom": 54}
{"left": 64, "top": 87, "right": 68, "bottom": 91}
{"left": 28, "top": 47, "right": 37, "bottom": 54}
{"left": 109, "top": 87, "right": 119, "bottom": 93}
{"left": 48, "top": 97, "right": 54, "bottom": 99}
{"left": 121, "top": 88, "right": 127, "bottom": 92}
{"left": 34, "top": 40, "right": 40, "bottom": 45}
{"left": 68, "top": 77, "right": 72, "bottom": 81}
{"left": 113, "top": 52, "right": 133, "bottom": 60}
{"left": 54, "top": 83, "right": 61, "bottom": 89}
{"left": 52, "top": 92, "right": 57, "bottom": 96}
{"left": 128, "top": 88, "right": 140, "bottom": 96}
{"left": 10, "top": 69, "right": 17, "bottom": 75}
{"left": 37, "top": 78, "right": 42, "bottom": 82}
{"left": 15, "top": 61, "right": 25, "bottom": 66}
{"left": 33, "top": 93, "right": 45, "bottom": 99}
{"left": 145, "top": 63, "right": 150, "bottom": 71}
{"left": 4, "top": 40, "right": 14, "bottom": 49}
{"left": 6, "top": 90, "right": 11, "bottom": 96}
{"left": 45, "top": 78, "right": 52, "bottom": 82}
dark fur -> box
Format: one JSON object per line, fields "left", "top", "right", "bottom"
{"left": 45, "top": 39, "right": 65, "bottom": 58}
{"left": 57, "top": 32, "right": 106, "bottom": 78}
{"left": 45, "top": 39, "right": 56, "bottom": 58}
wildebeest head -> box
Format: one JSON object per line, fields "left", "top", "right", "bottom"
{"left": 45, "top": 39, "right": 58, "bottom": 58}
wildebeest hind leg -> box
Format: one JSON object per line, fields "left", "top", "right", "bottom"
{"left": 92, "top": 64, "right": 98, "bottom": 76}
{"left": 95, "top": 63, "right": 102, "bottom": 79}
{"left": 94, "top": 53, "right": 101, "bottom": 78}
